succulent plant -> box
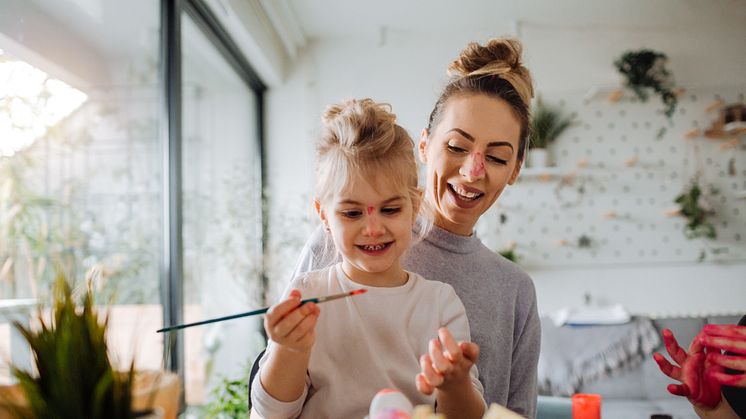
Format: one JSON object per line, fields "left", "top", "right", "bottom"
{"left": 10, "top": 273, "right": 137, "bottom": 419}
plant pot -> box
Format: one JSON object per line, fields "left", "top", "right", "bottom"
{"left": 0, "top": 370, "right": 179, "bottom": 419}
{"left": 132, "top": 370, "right": 180, "bottom": 419}
{"left": 527, "top": 148, "right": 550, "bottom": 168}
{"left": 0, "top": 384, "right": 29, "bottom": 419}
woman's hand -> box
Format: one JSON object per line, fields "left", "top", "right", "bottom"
{"left": 416, "top": 327, "right": 479, "bottom": 395}
{"left": 264, "top": 289, "right": 320, "bottom": 354}
{"left": 653, "top": 329, "right": 723, "bottom": 408}
{"left": 701, "top": 324, "right": 746, "bottom": 387}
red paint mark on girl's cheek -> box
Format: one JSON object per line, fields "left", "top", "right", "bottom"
{"left": 367, "top": 206, "right": 374, "bottom": 215}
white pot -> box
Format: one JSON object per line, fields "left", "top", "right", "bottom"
{"left": 527, "top": 148, "right": 550, "bottom": 168}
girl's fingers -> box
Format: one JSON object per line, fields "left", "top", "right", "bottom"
{"left": 265, "top": 290, "right": 302, "bottom": 325}
{"left": 420, "top": 354, "right": 443, "bottom": 388}
{"left": 653, "top": 352, "right": 682, "bottom": 380}
{"left": 429, "top": 338, "right": 452, "bottom": 374}
{"left": 459, "top": 341, "right": 480, "bottom": 363}
{"left": 438, "top": 327, "right": 462, "bottom": 363}
{"left": 287, "top": 304, "right": 320, "bottom": 343}
{"left": 416, "top": 373, "right": 435, "bottom": 396}
{"left": 271, "top": 303, "right": 313, "bottom": 338}
{"left": 662, "top": 329, "right": 688, "bottom": 366}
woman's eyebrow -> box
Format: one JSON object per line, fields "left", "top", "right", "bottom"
{"left": 447, "top": 128, "right": 514, "bottom": 150}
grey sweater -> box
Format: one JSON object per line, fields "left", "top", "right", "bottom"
{"left": 293, "top": 224, "right": 540, "bottom": 418}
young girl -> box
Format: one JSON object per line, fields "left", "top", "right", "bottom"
{"left": 250, "top": 99, "right": 486, "bottom": 418}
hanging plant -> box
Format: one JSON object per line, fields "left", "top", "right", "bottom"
{"left": 614, "top": 49, "right": 678, "bottom": 119}
{"left": 673, "top": 178, "right": 717, "bottom": 240}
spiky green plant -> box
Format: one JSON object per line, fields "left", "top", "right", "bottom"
{"left": 10, "top": 273, "right": 136, "bottom": 419}
{"left": 529, "top": 97, "right": 576, "bottom": 149}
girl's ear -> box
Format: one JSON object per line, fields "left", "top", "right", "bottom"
{"left": 418, "top": 129, "right": 429, "bottom": 164}
{"left": 315, "top": 199, "right": 330, "bottom": 231}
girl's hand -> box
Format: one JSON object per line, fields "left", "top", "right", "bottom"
{"left": 264, "top": 289, "right": 320, "bottom": 354}
{"left": 416, "top": 327, "right": 480, "bottom": 395}
{"left": 701, "top": 323, "right": 746, "bottom": 388}
{"left": 653, "top": 329, "right": 723, "bottom": 408}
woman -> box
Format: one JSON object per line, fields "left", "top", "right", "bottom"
{"left": 293, "top": 38, "right": 540, "bottom": 417}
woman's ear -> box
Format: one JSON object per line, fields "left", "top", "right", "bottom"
{"left": 411, "top": 190, "right": 424, "bottom": 223}
{"left": 418, "top": 128, "right": 429, "bottom": 164}
{"left": 508, "top": 158, "right": 523, "bottom": 185}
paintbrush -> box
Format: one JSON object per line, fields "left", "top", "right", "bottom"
{"left": 156, "top": 289, "right": 367, "bottom": 333}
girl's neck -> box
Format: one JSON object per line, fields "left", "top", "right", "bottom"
{"left": 341, "top": 262, "right": 409, "bottom": 288}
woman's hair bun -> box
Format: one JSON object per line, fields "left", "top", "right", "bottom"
{"left": 448, "top": 38, "right": 523, "bottom": 78}
{"left": 447, "top": 38, "right": 534, "bottom": 107}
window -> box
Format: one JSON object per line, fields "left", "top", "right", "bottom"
{"left": 0, "top": 0, "right": 265, "bottom": 411}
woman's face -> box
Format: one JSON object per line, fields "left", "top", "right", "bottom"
{"left": 419, "top": 94, "right": 523, "bottom": 236}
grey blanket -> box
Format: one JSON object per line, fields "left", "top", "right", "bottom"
{"left": 538, "top": 316, "right": 661, "bottom": 396}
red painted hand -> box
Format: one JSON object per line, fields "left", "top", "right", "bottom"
{"left": 701, "top": 323, "right": 746, "bottom": 388}
{"left": 653, "top": 329, "right": 723, "bottom": 408}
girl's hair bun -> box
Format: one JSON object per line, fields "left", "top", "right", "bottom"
{"left": 320, "top": 98, "right": 399, "bottom": 158}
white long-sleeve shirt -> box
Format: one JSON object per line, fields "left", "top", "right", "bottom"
{"left": 251, "top": 263, "right": 484, "bottom": 419}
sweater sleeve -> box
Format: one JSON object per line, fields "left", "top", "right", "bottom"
{"left": 440, "top": 284, "right": 487, "bottom": 406}
{"left": 506, "top": 279, "right": 541, "bottom": 418}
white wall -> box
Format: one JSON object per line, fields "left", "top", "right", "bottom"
{"left": 264, "top": 21, "right": 746, "bottom": 316}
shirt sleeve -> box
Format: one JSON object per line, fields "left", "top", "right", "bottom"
{"left": 250, "top": 353, "right": 309, "bottom": 419}
{"left": 249, "top": 277, "right": 313, "bottom": 418}
{"left": 439, "top": 284, "right": 487, "bottom": 409}
{"left": 507, "top": 280, "right": 541, "bottom": 418}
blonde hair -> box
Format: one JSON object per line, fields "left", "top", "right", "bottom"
{"left": 315, "top": 98, "right": 430, "bottom": 248}
{"left": 427, "top": 38, "right": 535, "bottom": 161}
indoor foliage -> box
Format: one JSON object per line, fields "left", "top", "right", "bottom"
{"left": 614, "top": 49, "right": 678, "bottom": 119}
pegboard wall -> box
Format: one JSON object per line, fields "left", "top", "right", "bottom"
{"left": 478, "top": 86, "right": 746, "bottom": 269}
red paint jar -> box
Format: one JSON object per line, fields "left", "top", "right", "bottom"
{"left": 572, "top": 393, "right": 602, "bottom": 419}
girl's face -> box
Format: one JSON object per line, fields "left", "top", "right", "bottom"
{"left": 318, "top": 175, "right": 417, "bottom": 287}
{"left": 419, "top": 94, "right": 522, "bottom": 236}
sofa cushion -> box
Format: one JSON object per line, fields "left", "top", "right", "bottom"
{"left": 602, "top": 398, "right": 699, "bottom": 419}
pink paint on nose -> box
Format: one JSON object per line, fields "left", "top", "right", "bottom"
{"left": 367, "top": 206, "right": 375, "bottom": 215}
{"left": 470, "top": 152, "right": 485, "bottom": 178}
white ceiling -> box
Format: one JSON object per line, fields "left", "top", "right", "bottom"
{"left": 287, "top": 0, "right": 746, "bottom": 40}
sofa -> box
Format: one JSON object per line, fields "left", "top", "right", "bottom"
{"left": 536, "top": 314, "right": 743, "bottom": 419}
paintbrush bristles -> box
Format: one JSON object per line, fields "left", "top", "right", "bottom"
{"left": 316, "top": 289, "right": 368, "bottom": 303}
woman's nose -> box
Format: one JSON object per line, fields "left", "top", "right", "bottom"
{"left": 459, "top": 152, "right": 486, "bottom": 180}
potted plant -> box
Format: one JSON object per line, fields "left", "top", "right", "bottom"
{"left": 3, "top": 273, "right": 179, "bottom": 418}
{"left": 673, "top": 178, "right": 717, "bottom": 241}
{"left": 528, "top": 97, "right": 576, "bottom": 168}
{"left": 614, "top": 49, "right": 678, "bottom": 120}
